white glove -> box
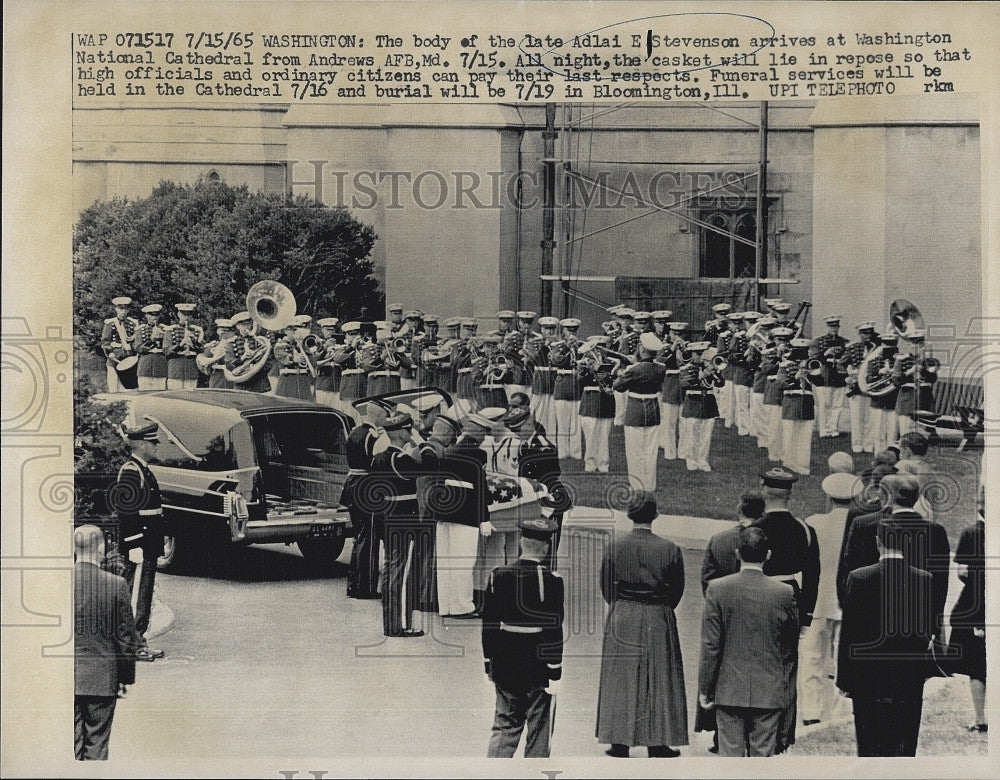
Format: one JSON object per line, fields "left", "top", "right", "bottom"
{"left": 479, "top": 521, "right": 495, "bottom": 537}
{"left": 545, "top": 679, "right": 562, "bottom": 696}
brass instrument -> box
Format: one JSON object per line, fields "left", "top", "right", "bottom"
{"left": 246, "top": 280, "right": 298, "bottom": 332}
{"left": 196, "top": 338, "right": 232, "bottom": 373}
{"left": 485, "top": 353, "right": 510, "bottom": 383}
{"left": 806, "top": 358, "right": 825, "bottom": 377}
{"left": 294, "top": 333, "right": 320, "bottom": 377}
{"left": 712, "top": 355, "right": 729, "bottom": 372}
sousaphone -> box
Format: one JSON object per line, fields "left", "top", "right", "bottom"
{"left": 858, "top": 299, "right": 926, "bottom": 397}
{"left": 224, "top": 280, "right": 297, "bottom": 383}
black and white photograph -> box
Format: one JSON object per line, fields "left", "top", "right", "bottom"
{"left": 2, "top": 2, "right": 997, "bottom": 777}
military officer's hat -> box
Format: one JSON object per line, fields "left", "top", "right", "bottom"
{"left": 503, "top": 405, "right": 533, "bottom": 430}
{"left": 651, "top": 310, "right": 673, "bottom": 321}
{"left": 387, "top": 302, "right": 404, "bottom": 314}
{"left": 431, "top": 414, "right": 463, "bottom": 438}
{"left": 824, "top": 315, "right": 842, "bottom": 326}
{"left": 686, "top": 340, "right": 711, "bottom": 352}
{"left": 639, "top": 332, "right": 663, "bottom": 352}
{"left": 626, "top": 491, "right": 658, "bottom": 524}
{"left": 292, "top": 314, "right": 313, "bottom": 327}
{"left": 760, "top": 466, "right": 799, "bottom": 489}
{"left": 856, "top": 320, "right": 877, "bottom": 333}
{"left": 762, "top": 298, "right": 782, "bottom": 308}
{"left": 215, "top": 317, "right": 233, "bottom": 328}
{"left": 141, "top": 303, "right": 163, "bottom": 315}
{"left": 443, "top": 316, "right": 462, "bottom": 329}
{"left": 772, "top": 302, "right": 792, "bottom": 314}
{"left": 231, "top": 311, "right": 251, "bottom": 325}
{"left": 822, "top": 472, "right": 856, "bottom": 501}
{"left": 538, "top": 316, "right": 559, "bottom": 328}
{"left": 465, "top": 407, "right": 506, "bottom": 433}
{"left": 727, "top": 312, "right": 744, "bottom": 322}
{"left": 423, "top": 314, "right": 439, "bottom": 325}
{"left": 382, "top": 412, "right": 413, "bottom": 432}
{"left": 410, "top": 394, "right": 441, "bottom": 413}
{"left": 516, "top": 310, "right": 537, "bottom": 321}
{"left": 617, "top": 308, "right": 636, "bottom": 319}
{"left": 756, "top": 316, "right": 776, "bottom": 327}
{"left": 111, "top": 296, "right": 132, "bottom": 307}
{"left": 121, "top": 421, "right": 159, "bottom": 442}
{"left": 790, "top": 338, "right": 811, "bottom": 349}
{"left": 461, "top": 317, "right": 479, "bottom": 328}
{"left": 711, "top": 303, "right": 732, "bottom": 314}
{"left": 175, "top": 302, "right": 197, "bottom": 313}
{"left": 497, "top": 310, "right": 515, "bottom": 320}
{"left": 341, "top": 320, "right": 361, "bottom": 334}
{"left": 880, "top": 330, "right": 898, "bottom": 345}
{"left": 518, "top": 514, "right": 559, "bottom": 542}
{"left": 632, "top": 310, "right": 652, "bottom": 322}
{"left": 607, "top": 304, "right": 624, "bottom": 315}
{"left": 742, "top": 311, "right": 762, "bottom": 322}
{"left": 771, "top": 326, "right": 794, "bottom": 339}
{"left": 404, "top": 310, "right": 422, "bottom": 320}
{"left": 668, "top": 321, "right": 688, "bottom": 331}
{"left": 559, "top": 317, "right": 581, "bottom": 330}
{"left": 317, "top": 317, "right": 339, "bottom": 328}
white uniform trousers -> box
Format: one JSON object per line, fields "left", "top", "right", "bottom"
{"left": 680, "top": 417, "right": 715, "bottom": 471}
{"left": 719, "top": 381, "right": 735, "bottom": 427}
{"left": 435, "top": 522, "right": 480, "bottom": 616}
{"left": 658, "top": 402, "right": 681, "bottom": 459}
{"left": 814, "top": 386, "right": 846, "bottom": 437}
{"left": 613, "top": 391, "right": 627, "bottom": 426}
{"left": 849, "top": 395, "right": 874, "bottom": 453}
{"left": 624, "top": 425, "right": 659, "bottom": 491}
{"left": 137, "top": 376, "right": 167, "bottom": 391}
{"left": 765, "top": 405, "right": 784, "bottom": 460}
{"left": 781, "top": 418, "right": 813, "bottom": 474}
{"left": 553, "top": 400, "right": 582, "bottom": 459}
{"left": 531, "top": 393, "right": 556, "bottom": 437}
{"left": 870, "top": 406, "right": 899, "bottom": 454}
{"left": 732, "top": 385, "right": 752, "bottom": 436}
{"left": 166, "top": 378, "right": 198, "bottom": 390}
{"left": 580, "top": 415, "right": 612, "bottom": 472}
{"left": 799, "top": 618, "right": 842, "bottom": 724}
{"left": 897, "top": 412, "right": 916, "bottom": 437}
{"left": 106, "top": 366, "right": 134, "bottom": 394}
{"left": 750, "top": 392, "right": 767, "bottom": 444}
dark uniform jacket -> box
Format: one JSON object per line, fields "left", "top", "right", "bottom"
{"left": 517, "top": 429, "right": 571, "bottom": 516}
{"left": 657, "top": 344, "right": 684, "bottom": 404}
{"left": 892, "top": 354, "right": 937, "bottom": 415}
{"left": 866, "top": 346, "right": 899, "bottom": 410}
{"left": 482, "top": 559, "right": 564, "bottom": 694}
{"left": 529, "top": 343, "right": 554, "bottom": 395}
{"left": 700, "top": 524, "right": 744, "bottom": 593}
{"left": 114, "top": 456, "right": 165, "bottom": 559}
{"left": 369, "top": 444, "right": 424, "bottom": 540}
{"left": 314, "top": 339, "right": 343, "bottom": 394}
{"left": 808, "top": 333, "right": 848, "bottom": 387}
{"left": 100, "top": 316, "right": 139, "bottom": 367}
{"left": 578, "top": 365, "right": 616, "bottom": 418}
{"left": 428, "top": 434, "right": 488, "bottom": 529}
{"left": 552, "top": 344, "right": 582, "bottom": 402}
{"left": 756, "top": 509, "right": 820, "bottom": 627}
{"left": 762, "top": 354, "right": 786, "bottom": 406}
{"left": 780, "top": 368, "right": 815, "bottom": 421}
{"left": 133, "top": 322, "right": 168, "bottom": 378}
{"left": 165, "top": 322, "right": 205, "bottom": 381}
{"left": 680, "top": 362, "right": 723, "bottom": 419}
{"left": 74, "top": 562, "right": 140, "bottom": 696}
{"left": 613, "top": 358, "right": 666, "bottom": 426}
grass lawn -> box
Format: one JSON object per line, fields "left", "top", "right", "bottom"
{"left": 562, "top": 420, "right": 982, "bottom": 545}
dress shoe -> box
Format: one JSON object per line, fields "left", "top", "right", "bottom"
{"left": 135, "top": 648, "right": 157, "bottom": 662}
{"left": 967, "top": 723, "right": 988, "bottom": 733}
{"left": 605, "top": 745, "right": 629, "bottom": 758}
{"left": 448, "top": 611, "right": 480, "bottom": 619}
{"left": 802, "top": 719, "right": 821, "bottom": 726}
{"left": 400, "top": 629, "right": 425, "bottom": 638}
{"left": 647, "top": 746, "right": 680, "bottom": 758}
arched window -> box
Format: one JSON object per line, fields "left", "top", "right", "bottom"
{"left": 698, "top": 208, "right": 763, "bottom": 278}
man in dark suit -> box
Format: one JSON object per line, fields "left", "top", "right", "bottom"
{"left": 75, "top": 524, "right": 140, "bottom": 760}
{"left": 837, "top": 517, "right": 936, "bottom": 756}
{"left": 698, "top": 527, "right": 800, "bottom": 757}
{"left": 839, "top": 474, "right": 950, "bottom": 640}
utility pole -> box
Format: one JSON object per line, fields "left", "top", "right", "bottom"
{"left": 754, "top": 101, "right": 769, "bottom": 310}
{"left": 540, "top": 102, "right": 557, "bottom": 317}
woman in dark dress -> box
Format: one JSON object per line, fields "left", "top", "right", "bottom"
{"left": 596, "top": 491, "right": 688, "bottom": 757}
{"left": 947, "top": 489, "right": 986, "bottom": 732}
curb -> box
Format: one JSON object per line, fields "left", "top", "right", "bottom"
{"left": 145, "top": 592, "right": 175, "bottom": 640}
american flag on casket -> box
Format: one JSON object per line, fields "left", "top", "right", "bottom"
{"left": 487, "top": 473, "right": 548, "bottom": 533}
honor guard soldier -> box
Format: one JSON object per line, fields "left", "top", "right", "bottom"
{"left": 756, "top": 466, "right": 821, "bottom": 753}
{"left": 197, "top": 318, "right": 236, "bottom": 389}
{"left": 729, "top": 312, "right": 756, "bottom": 436}
{"left": 651, "top": 309, "right": 672, "bottom": 339}
{"left": 313, "top": 318, "right": 342, "bottom": 408}
{"left": 893, "top": 329, "right": 937, "bottom": 436}
{"left": 101, "top": 296, "right": 139, "bottom": 392}
{"left": 780, "top": 339, "right": 817, "bottom": 475}
{"left": 809, "top": 316, "right": 849, "bottom": 438}
{"left": 763, "top": 326, "right": 794, "bottom": 460}
{"left": 613, "top": 308, "right": 639, "bottom": 425}
{"left": 613, "top": 331, "right": 667, "bottom": 489}
{"left": 481, "top": 514, "right": 564, "bottom": 758}
{"left": 133, "top": 304, "right": 169, "bottom": 390}
{"left": 225, "top": 312, "right": 272, "bottom": 393}
{"left": 867, "top": 330, "right": 901, "bottom": 453}
{"left": 273, "top": 315, "right": 316, "bottom": 401}
{"left": 164, "top": 302, "right": 204, "bottom": 390}
{"left": 577, "top": 340, "right": 617, "bottom": 473}
{"left": 658, "top": 321, "right": 687, "bottom": 460}
{"left": 678, "top": 341, "right": 724, "bottom": 471}
{"left": 843, "top": 321, "right": 879, "bottom": 453}
{"left": 343, "top": 402, "right": 388, "bottom": 599}
{"left": 749, "top": 316, "right": 776, "bottom": 444}
{"left": 529, "top": 316, "right": 559, "bottom": 436}
{"left": 551, "top": 318, "right": 583, "bottom": 459}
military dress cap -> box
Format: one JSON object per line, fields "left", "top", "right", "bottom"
{"left": 215, "top": 317, "right": 233, "bottom": 328}
{"left": 763, "top": 298, "right": 782, "bottom": 308}
{"left": 231, "top": 311, "right": 251, "bottom": 325}
{"left": 317, "top": 317, "right": 339, "bottom": 328}
{"left": 465, "top": 407, "right": 506, "bottom": 432}
{"left": 432, "top": 414, "right": 463, "bottom": 437}
{"left": 742, "top": 311, "right": 763, "bottom": 322}
{"left": 686, "top": 340, "right": 711, "bottom": 352}
{"left": 639, "top": 332, "right": 663, "bottom": 352}
{"left": 588, "top": 335, "right": 611, "bottom": 346}
{"left": 410, "top": 394, "right": 441, "bottom": 413}
{"left": 387, "top": 303, "right": 404, "bottom": 313}
{"left": 771, "top": 326, "right": 794, "bottom": 339}
{"left": 617, "top": 308, "right": 636, "bottom": 318}
{"left": 341, "top": 320, "right": 361, "bottom": 333}
{"left": 121, "top": 421, "right": 159, "bottom": 441}
{"left": 822, "top": 472, "right": 856, "bottom": 501}
{"left": 651, "top": 310, "right": 673, "bottom": 320}
{"left": 626, "top": 491, "right": 658, "bottom": 524}
{"left": 727, "top": 312, "right": 744, "bottom": 321}
{"left": 518, "top": 514, "right": 559, "bottom": 541}
{"left": 404, "top": 310, "right": 422, "bottom": 320}
{"left": 880, "top": 332, "right": 898, "bottom": 345}
{"left": 760, "top": 466, "right": 800, "bottom": 489}
{"left": 538, "top": 316, "right": 560, "bottom": 328}
{"left": 607, "top": 304, "right": 624, "bottom": 315}
{"left": 443, "top": 317, "right": 462, "bottom": 329}
{"left": 141, "top": 304, "right": 163, "bottom": 314}
{"left": 111, "top": 296, "right": 133, "bottom": 306}
{"left": 824, "top": 315, "right": 842, "bottom": 326}
{"left": 175, "top": 302, "right": 197, "bottom": 313}
{"left": 772, "top": 302, "right": 792, "bottom": 314}
{"left": 503, "top": 405, "right": 532, "bottom": 430}
{"left": 516, "top": 310, "right": 537, "bottom": 320}
{"left": 632, "top": 310, "right": 652, "bottom": 321}
{"left": 461, "top": 317, "right": 479, "bottom": 328}
{"left": 668, "top": 321, "right": 688, "bottom": 331}
{"left": 711, "top": 303, "right": 732, "bottom": 314}
{"left": 422, "top": 314, "right": 439, "bottom": 325}
{"left": 383, "top": 412, "right": 413, "bottom": 432}
{"left": 293, "top": 314, "right": 313, "bottom": 327}
{"left": 856, "top": 320, "right": 877, "bottom": 332}
{"left": 756, "top": 316, "right": 776, "bottom": 326}
{"left": 497, "top": 310, "right": 515, "bottom": 319}
{"left": 790, "top": 338, "right": 812, "bottom": 349}
{"left": 560, "top": 317, "right": 581, "bottom": 329}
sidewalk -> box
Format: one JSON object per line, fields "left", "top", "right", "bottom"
{"left": 127, "top": 549, "right": 175, "bottom": 640}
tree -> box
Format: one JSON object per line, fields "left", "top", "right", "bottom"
{"left": 74, "top": 374, "right": 131, "bottom": 517}
{"left": 73, "top": 178, "right": 381, "bottom": 356}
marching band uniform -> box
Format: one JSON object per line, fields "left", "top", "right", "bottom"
{"left": 338, "top": 322, "right": 369, "bottom": 417}
{"left": 367, "top": 321, "right": 402, "bottom": 397}
{"left": 843, "top": 322, "right": 879, "bottom": 453}
{"left": 867, "top": 333, "right": 900, "bottom": 453}
{"left": 100, "top": 296, "right": 139, "bottom": 393}
{"left": 398, "top": 311, "right": 422, "bottom": 390}
{"left": 613, "top": 309, "right": 637, "bottom": 425}
{"left": 780, "top": 340, "right": 816, "bottom": 475}
{"left": 749, "top": 317, "right": 776, "bottom": 443}
{"left": 133, "top": 304, "right": 168, "bottom": 390}
{"left": 513, "top": 311, "right": 537, "bottom": 400}
{"left": 226, "top": 311, "right": 271, "bottom": 393}
{"left": 704, "top": 303, "right": 731, "bottom": 425}
{"left": 728, "top": 315, "right": 754, "bottom": 437}
{"left": 809, "top": 316, "right": 849, "bottom": 438}
{"left": 452, "top": 328, "right": 478, "bottom": 420}
{"left": 475, "top": 337, "right": 510, "bottom": 409}
{"left": 551, "top": 319, "right": 583, "bottom": 459}
{"left": 613, "top": 333, "right": 667, "bottom": 489}
{"left": 266, "top": 330, "right": 282, "bottom": 393}
{"left": 273, "top": 316, "right": 316, "bottom": 401}
{"left": 893, "top": 342, "right": 937, "bottom": 436}
{"left": 763, "top": 328, "right": 794, "bottom": 460}
{"left": 578, "top": 349, "right": 616, "bottom": 473}
{"left": 529, "top": 317, "right": 559, "bottom": 437}
{"left": 679, "top": 342, "right": 724, "bottom": 472}
{"left": 716, "top": 311, "right": 739, "bottom": 428}
{"left": 313, "top": 319, "right": 343, "bottom": 408}
{"left": 198, "top": 319, "right": 235, "bottom": 389}
{"left": 164, "top": 303, "right": 204, "bottom": 390}
{"left": 657, "top": 322, "right": 687, "bottom": 460}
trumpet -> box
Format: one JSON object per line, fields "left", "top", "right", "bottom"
{"left": 712, "top": 355, "right": 729, "bottom": 372}
{"left": 294, "top": 333, "right": 320, "bottom": 377}
{"left": 806, "top": 358, "right": 825, "bottom": 376}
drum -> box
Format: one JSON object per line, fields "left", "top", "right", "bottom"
{"left": 115, "top": 355, "right": 139, "bottom": 390}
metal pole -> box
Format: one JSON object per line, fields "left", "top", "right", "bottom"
{"left": 754, "top": 101, "right": 769, "bottom": 310}
{"left": 540, "top": 103, "right": 557, "bottom": 318}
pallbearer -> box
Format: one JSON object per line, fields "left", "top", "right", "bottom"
{"left": 842, "top": 321, "right": 879, "bottom": 453}
{"left": 529, "top": 316, "right": 559, "bottom": 435}
{"left": 134, "top": 304, "right": 168, "bottom": 391}
{"left": 165, "top": 302, "right": 204, "bottom": 389}
{"left": 613, "top": 332, "right": 667, "bottom": 489}
{"left": 780, "top": 339, "right": 816, "bottom": 475}
{"left": 344, "top": 402, "right": 387, "bottom": 599}
{"left": 551, "top": 318, "right": 583, "bottom": 460}
{"left": 809, "top": 315, "right": 849, "bottom": 438}
{"left": 678, "top": 341, "right": 724, "bottom": 472}
{"left": 657, "top": 321, "right": 687, "bottom": 460}
{"left": 100, "top": 296, "right": 139, "bottom": 393}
